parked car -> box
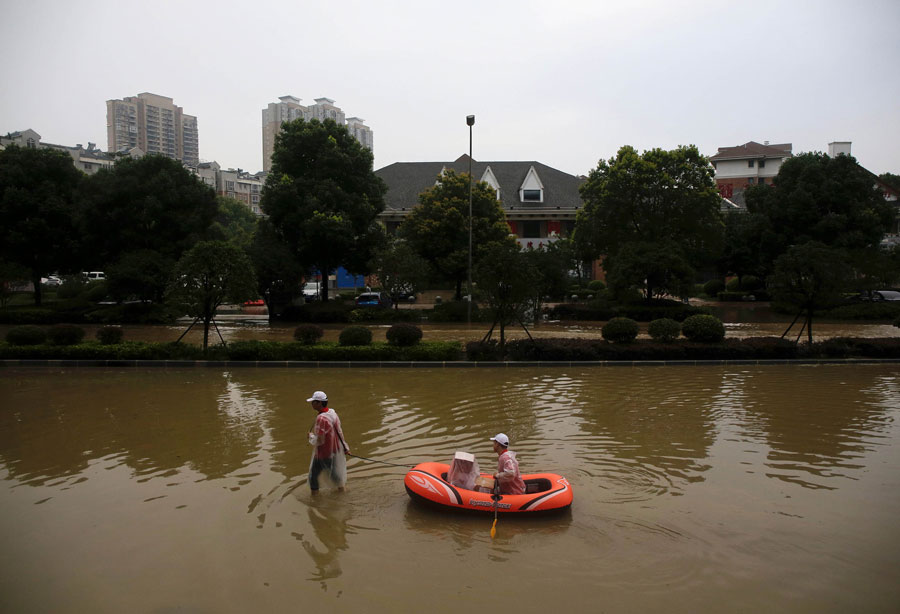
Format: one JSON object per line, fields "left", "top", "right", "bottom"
{"left": 82, "top": 271, "right": 106, "bottom": 282}
{"left": 390, "top": 284, "right": 417, "bottom": 303}
{"left": 856, "top": 290, "right": 900, "bottom": 302}
{"left": 41, "top": 275, "right": 62, "bottom": 287}
{"left": 355, "top": 292, "right": 392, "bottom": 308}
{"left": 302, "top": 282, "right": 321, "bottom": 301}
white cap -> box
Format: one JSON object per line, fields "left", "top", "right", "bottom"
{"left": 490, "top": 433, "right": 509, "bottom": 447}
{"left": 454, "top": 451, "right": 475, "bottom": 463}
{"left": 306, "top": 391, "right": 327, "bottom": 403}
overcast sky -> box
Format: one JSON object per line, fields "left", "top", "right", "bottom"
{"left": 3, "top": 0, "right": 898, "bottom": 176}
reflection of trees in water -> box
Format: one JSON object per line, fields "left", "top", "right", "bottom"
{"left": 738, "top": 367, "right": 898, "bottom": 486}
{"left": 575, "top": 368, "right": 718, "bottom": 490}
{"left": 0, "top": 370, "right": 265, "bottom": 485}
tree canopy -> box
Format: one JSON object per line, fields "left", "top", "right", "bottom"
{"left": 575, "top": 144, "right": 723, "bottom": 300}
{"left": 400, "top": 169, "right": 511, "bottom": 300}
{"left": 0, "top": 145, "right": 83, "bottom": 305}
{"left": 167, "top": 240, "right": 257, "bottom": 351}
{"left": 474, "top": 239, "right": 537, "bottom": 352}
{"left": 743, "top": 152, "right": 895, "bottom": 277}
{"left": 78, "top": 155, "right": 218, "bottom": 268}
{"left": 370, "top": 237, "right": 430, "bottom": 308}
{"left": 260, "top": 118, "right": 386, "bottom": 301}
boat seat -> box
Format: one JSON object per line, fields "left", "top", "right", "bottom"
{"left": 525, "top": 478, "right": 551, "bottom": 494}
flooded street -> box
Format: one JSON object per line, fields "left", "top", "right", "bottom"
{"left": 1, "top": 365, "right": 899, "bottom": 612}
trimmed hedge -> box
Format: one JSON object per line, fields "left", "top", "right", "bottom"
{"left": 97, "top": 326, "right": 124, "bottom": 345}
{"left": 648, "top": 318, "right": 681, "bottom": 342}
{"left": 48, "top": 324, "right": 85, "bottom": 346}
{"left": 429, "top": 301, "right": 483, "bottom": 322}
{"left": 682, "top": 314, "right": 726, "bottom": 342}
{"left": 293, "top": 324, "right": 324, "bottom": 345}
{"left": 338, "top": 325, "right": 373, "bottom": 346}
{"left": 6, "top": 325, "right": 47, "bottom": 346}
{"left": 601, "top": 317, "right": 639, "bottom": 343}
{"left": 703, "top": 279, "right": 726, "bottom": 297}
{"left": 386, "top": 323, "right": 423, "bottom": 346}
{"left": 225, "top": 340, "right": 462, "bottom": 361}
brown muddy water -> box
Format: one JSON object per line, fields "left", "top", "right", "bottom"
{"left": 1, "top": 365, "right": 899, "bottom": 613}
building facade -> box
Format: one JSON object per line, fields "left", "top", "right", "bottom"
{"left": 375, "top": 155, "right": 584, "bottom": 249}
{"left": 106, "top": 92, "right": 199, "bottom": 167}
{"left": 709, "top": 141, "right": 792, "bottom": 198}
{"left": 196, "top": 161, "right": 266, "bottom": 215}
{"left": 1, "top": 129, "right": 130, "bottom": 175}
{"left": 262, "top": 95, "right": 372, "bottom": 172}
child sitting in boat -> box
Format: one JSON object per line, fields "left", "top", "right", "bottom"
{"left": 447, "top": 451, "right": 480, "bottom": 490}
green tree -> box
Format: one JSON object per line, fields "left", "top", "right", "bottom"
{"left": 106, "top": 249, "right": 172, "bottom": 303}
{"left": 260, "top": 118, "right": 386, "bottom": 302}
{"left": 78, "top": 155, "right": 218, "bottom": 294}
{"left": 249, "top": 218, "right": 306, "bottom": 315}
{"left": 769, "top": 242, "right": 852, "bottom": 344}
{"left": 208, "top": 196, "right": 258, "bottom": 253}
{"left": 522, "top": 239, "right": 576, "bottom": 322}
{"left": 744, "top": 152, "right": 894, "bottom": 278}
{"left": 605, "top": 240, "right": 696, "bottom": 300}
{"left": 167, "top": 241, "right": 257, "bottom": 351}
{"left": 474, "top": 239, "right": 536, "bottom": 354}
{"left": 400, "top": 169, "right": 511, "bottom": 300}
{"left": 0, "top": 145, "right": 83, "bottom": 305}
{"left": 878, "top": 172, "right": 900, "bottom": 192}
{"left": 371, "top": 238, "right": 430, "bottom": 308}
{"left": 575, "top": 145, "right": 723, "bottom": 300}
{"left": 718, "top": 210, "right": 765, "bottom": 284}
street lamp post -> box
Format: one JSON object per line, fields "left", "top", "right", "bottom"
{"left": 466, "top": 114, "right": 474, "bottom": 325}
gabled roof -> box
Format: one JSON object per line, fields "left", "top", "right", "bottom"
{"left": 375, "top": 154, "right": 584, "bottom": 211}
{"left": 710, "top": 141, "right": 792, "bottom": 162}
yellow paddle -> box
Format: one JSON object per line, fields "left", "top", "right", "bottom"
{"left": 490, "top": 480, "right": 499, "bottom": 539}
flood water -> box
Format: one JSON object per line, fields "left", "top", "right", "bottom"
{"left": 1, "top": 365, "right": 899, "bottom": 612}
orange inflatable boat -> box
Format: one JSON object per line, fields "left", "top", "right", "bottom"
{"left": 404, "top": 462, "right": 573, "bottom": 513}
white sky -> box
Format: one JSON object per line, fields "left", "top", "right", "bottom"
{"left": 2, "top": 0, "right": 898, "bottom": 176}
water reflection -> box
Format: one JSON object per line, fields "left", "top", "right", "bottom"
{"left": 2, "top": 366, "right": 899, "bottom": 612}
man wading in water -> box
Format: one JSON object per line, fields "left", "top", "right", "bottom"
{"left": 307, "top": 391, "right": 349, "bottom": 493}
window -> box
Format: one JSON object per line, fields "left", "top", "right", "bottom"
{"left": 225, "top": 181, "right": 235, "bottom": 192}
{"left": 26, "top": 138, "right": 36, "bottom": 149}
{"left": 521, "top": 221, "right": 541, "bottom": 238}
{"left": 758, "top": 159, "right": 766, "bottom": 168}
{"left": 747, "top": 178, "right": 755, "bottom": 184}
{"left": 748, "top": 160, "right": 755, "bottom": 168}
{"left": 522, "top": 189, "right": 542, "bottom": 201}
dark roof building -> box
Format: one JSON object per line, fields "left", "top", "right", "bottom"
{"left": 375, "top": 154, "right": 585, "bottom": 248}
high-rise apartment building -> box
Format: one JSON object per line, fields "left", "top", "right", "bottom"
{"left": 106, "top": 92, "right": 199, "bottom": 167}
{"left": 261, "top": 95, "right": 372, "bottom": 172}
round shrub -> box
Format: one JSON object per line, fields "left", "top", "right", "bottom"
{"left": 48, "top": 324, "right": 85, "bottom": 346}
{"left": 386, "top": 323, "right": 423, "bottom": 346}
{"left": 648, "top": 318, "right": 681, "bottom": 342}
{"left": 601, "top": 317, "right": 640, "bottom": 343}
{"left": 682, "top": 314, "right": 726, "bottom": 342}
{"left": 338, "top": 325, "right": 373, "bottom": 346}
{"left": 741, "top": 275, "right": 762, "bottom": 292}
{"left": 725, "top": 277, "right": 741, "bottom": 292}
{"left": 96, "top": 326, "right": 124, "bottom": 345}
{"left": 703, "top": 279, "right": 725, "bottom": 296}
{"left": 587, "top": 280, "right": 607, "bottom": 292}
{"left": 6, "top": 325, "right": 47, "bottom": 346}
{"left": 293, "top": 324, "right": 324, "bottom": 345}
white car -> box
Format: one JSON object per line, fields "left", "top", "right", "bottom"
{"left": 41, "top": 275, "right": 62, "bottom": 287}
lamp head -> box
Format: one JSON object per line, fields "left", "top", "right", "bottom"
{"left": 466, "top": 115, "right": 475, "bottom": 126}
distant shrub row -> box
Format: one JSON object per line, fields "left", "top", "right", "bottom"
{"left": 465, "top": 337, "right": 900, "bottom": 361}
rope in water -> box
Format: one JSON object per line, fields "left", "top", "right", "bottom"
{"left": 347, "top": 453, "right": 414, "bottom": 469}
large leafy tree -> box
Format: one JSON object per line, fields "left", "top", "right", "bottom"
{"left": 260, "top": 118, "right": 386, "bottom": 302}
{"left": 370, "top": 237, "right": 430, "bottom": 308}
{"left": 249, "top": 218, "right": 306, "bottom": 316}
{"left": 474, "top": 239, "right": 537, "bottom": 353}
{"left": 167, "top": 241, "right": 257, "bottom": 351}
{"left": 400, "top": 169, "right": 510, "bottom": 300}
{"left": 208, "top": 196, "right": 258, "bottom": 253}
{"left": 769, "top": 242, "right": 853, "bottom": 344}
{"left": 575, "top": 145, "right": 723, "bottom": 300}
{"left": 78, "top": 155, "right": 218, "bottom": 300}
{"left": 744, "top": 152, "right": 895, "bottom": 278}
{"left": 0, "top": 145, "right": 83, "bottom": 305}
